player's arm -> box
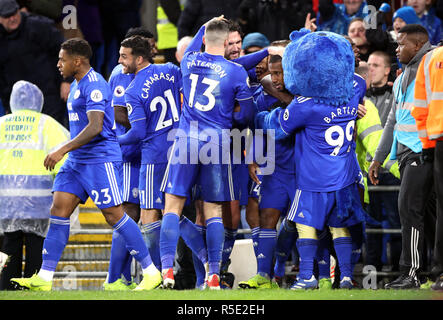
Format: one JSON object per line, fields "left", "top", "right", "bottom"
{"left": 260, "top": 74, "right": 294, "bottom": 105}
{"left": 255, "top": 97, "right": 306, "bottom": 140}
{"left": 44, "top": 111, "right": 105, "bottom": 170}
{"left": 114, "top": 105, "right": 131, "bottom": 128}
{"left": 117, "top": 91, "right": 148, "bottom": 146}
{"left": 232, "top": 67, "right": 257, "bottom": 127}
{"left": 184, "top": 24, "right": 205, "bottom": 55}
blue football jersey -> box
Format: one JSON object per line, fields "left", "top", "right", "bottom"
{"left": 179, "top": 51, "right": 253, "bottom": 146}
{"left": 279, "top": 96, "right": 359, "bottom": 192}
{"left": 67, "top": 68, "right": 122, "bottom": 163}
{"left": 125, "top": 63, "right": 182, "bottom": 164}
{"left": 255, "top": 89, "right": 296, "bottom": 174}
{"left": 108, "top": 64, "right": 141, "bottom": 163}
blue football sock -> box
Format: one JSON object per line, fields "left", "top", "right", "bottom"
{"left": 142, "top": 220, "right": 162, "bottom": 270}
{"left": 113, "top": 213, "right": 152, "bottom": 270}
{"left": 349, "top": 224, "right": 364, "bottom": 275}
{"left": 274, "top": 219, "right": 297, "bottom": 278}
{"left": 221, "top": 227, "right": 237, "bottom": 272}
{"left": 251, "top": 227, "right": 260, "bottom": 258}
{"left": 121, "top": 252, "right": 133, "bottom": 283}
{"left": 316, "top": 230, "right": 331, "bottom": 279}
{"left": 333, "top": 236, "right": 353, "bottom": 280}
{"left": 257, "top": 229, "right": 277, "bottom": 278}
{"left": 193, "top": 224, "right": 207, "bottom": 287}
{"left": 206, "top": 217, "right": 225, "bottom": 276}
{"left": 296, "top": 238, "right": 318, "bottom": 280}
{"left": 159, "top": 212, "right": 180, "bottom": 270}
{"left": 41, "top": 216, "right": 70, "bottom": 272}
{"left": 179, "top": 215, "right": 208, "bottom": 264}
{"left": 108, "top": 230, "right": 131, "bottom": 283}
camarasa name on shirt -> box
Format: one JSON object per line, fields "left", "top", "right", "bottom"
{"left": 186, "top": 59, "right": 227, "bottom": 78}
{"left": 141, "top": 72, "right": 176, "bottom": 99}
{"left": 323, "top": 106, "right": 358, "bottom": 124}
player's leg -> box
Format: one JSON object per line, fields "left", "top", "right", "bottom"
{"left": 105, "top": 161, "right": 141, "bottom": 289}
{"left": 239, "top": 207, "right": 280, "bottom": 289}
{"left": 329, "top": 226, "right": 354, "bottom": 289}
{"left": 203, "top": 200, "right": 225, "bottom": 290}
{"left": 192, "top": 198, "right": 208, "bottom": 289}
{"left": 274, "top": 217, "right": 298, "bottom": 285}
{"left": 11, "top": 190, "right": 81, "bottom": 291}
{"left": 290, "top": 223, "right": 319, "bottom": 290}
{"left": 246, "top": 197, "right": 260, "bottom": 258}
{"left": 316, "top": 228, "right": 333, "bottom": 289}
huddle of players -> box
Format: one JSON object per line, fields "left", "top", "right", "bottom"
{"left": 105, "top": 15, "right": 367, "bottom": 291}
{"left": 15, "top": 14, "right": 364, "bottom": 293}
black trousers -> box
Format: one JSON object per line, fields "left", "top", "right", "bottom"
{"left": 432, "top": 140, "right": 443, "bottom": 279}
{"left": 0, "top": 231, "right": 44, "bottom": 290}
{"left": 398, "top": 153, "right": 435, "bottom": 278}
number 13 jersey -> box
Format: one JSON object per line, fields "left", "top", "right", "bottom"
{"left": 179, "top": 51, "right": 253, "bottom": 146}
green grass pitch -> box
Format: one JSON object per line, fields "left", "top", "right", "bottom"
{"left": 0, "top": 288, "right": 442, "bottom": 300}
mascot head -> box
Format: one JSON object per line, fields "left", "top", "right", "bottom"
{"left": 282, "top": 29, "right": 355, "bottom": 106}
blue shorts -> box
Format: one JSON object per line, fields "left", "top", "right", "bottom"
{"left": 286, "top": 184, "right": 362, "bottom": 230}
{"left": 139, "top": 163, "right": 167, "bottom": 210}
{"left": 232, "top": 163, "right": 249, "bottom": 206}
{"left": 161, "top": 140, "right": 235, "bottom": 202}
{"left": 259, "top": 172, "right": 296, "bottom": 214}
{"left": 122, "top": 161, "right": 140, "bottom": 205}
{"left": 53, "top": 159, "right": 123, "bottom": 209}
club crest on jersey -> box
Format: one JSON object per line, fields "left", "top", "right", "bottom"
{"left": 114, "top": 85, "right": 125, "bottom": 97}
{"left": 126, "top": 103, "right": 133, "bottom": 115}
{"left": 283, "top": 109, "right": 290, "bottom": 121}
{"left": 74, "top": 89, "right": 81, "bottom": 99}
{"left": 90, "top": 89, "right": 103, "bottom": 102}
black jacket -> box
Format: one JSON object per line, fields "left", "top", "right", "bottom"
{"left": 0, "top": 12, "right": 65, "bottom": 117}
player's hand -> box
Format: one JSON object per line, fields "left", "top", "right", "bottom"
{"left": 44, "top": 149, "right": 65, "bottom": 171}
{"left": 304, "top": 13, "right": 317, "bottom": 32}
{"left": 368, "top": 160, "right": 382, "bottom": 185}
{"left": 205, "top": 15, "right": 227, "bottom": 27}
{"left": 357, "top": 103, "right": 367, "bottom": 119}
{"left": 267, "top": 46, "right": 285, "bottom": 57}
{"left": 248, "top": 162, "right": 261, "bottom": 185}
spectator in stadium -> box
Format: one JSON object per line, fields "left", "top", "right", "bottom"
{"left": 98, "top": 0, "right": 143, "bottom": 77}
{"left": 348, "top": 18, "right": 371, "bottom": 61}
{"left": 364, "top": 50, "right": 402, "bottom": 272}
{"left": 237, "top": 0, "right": 314, "bottom": 42}
{"left": 0, "top": 80, "right": 69, "bottom": 290}
{"left": 390, "top": 6, "right": 421, "bottom": 41}
{"left": 317, "top": 0, "right": 369, "bottom": 35}
{"left": 177, "top": 0, "right": 240, "bottom": 40}
{"left": 0, "top": 0, "right": 70, "bottom": 126}
{"left": 411, "top": 44, "right": 443, "bottom": 290}
{"left": 241, "top": 32, "right": 270, "bottom": 55}
{"left": 407, "top": 0, "right": 443, "bottom": 45}
{"left": 175, "top": 36, "right": 193, "bottom": 65}
{"left": 369, "top": 24, "right": 435, "bottom": 289}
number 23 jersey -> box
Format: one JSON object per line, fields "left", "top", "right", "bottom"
{"left": 279, "top": 96, "right": 360, "bottom": 192}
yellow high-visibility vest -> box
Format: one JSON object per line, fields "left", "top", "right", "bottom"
{"left": 157, "top": 5, "right": 178, "bottom": 50}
